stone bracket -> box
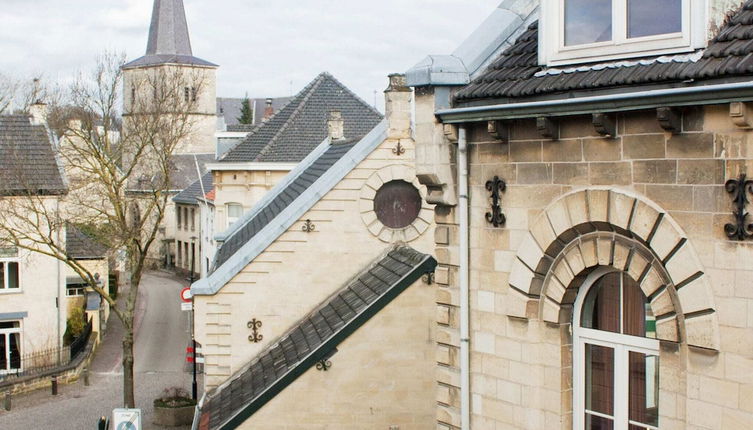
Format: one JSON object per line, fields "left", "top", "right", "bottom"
{"left": 536, "top": 117, "right": 558, "bottom": 140}
{"left": 487, "top": 120, "right": 509, "bottom": 142}
{"left": 730, "top": 102, "right": 753, "bottom": 128}
{"left": 657, "top": 107, "right": 681, "bottom": 133}
{"left": 592, "top": 113, "right": 616, "bottom": 137}
{"left": 443, "top": 124, "right": 458, "bottom": 143}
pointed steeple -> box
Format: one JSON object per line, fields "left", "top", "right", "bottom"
{"left": 146, "top": 0, "right": 192, "bottom": 57}
{"left": 123, "top": 0, "right": 217, "bottom": 69}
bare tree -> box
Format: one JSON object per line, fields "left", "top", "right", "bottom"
{"left": 0, "top": 52, "right": 204, "bottom": 408}
{"left": 0, "top": 73, "right": 20, "bottom": 114}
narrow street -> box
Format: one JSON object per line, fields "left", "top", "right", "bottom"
{"left": 0, "top": 271, "right": 200, "bottom": 430}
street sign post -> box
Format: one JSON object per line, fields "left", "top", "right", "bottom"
{"left": 112, "top": 408, "right": 141, "bottom": 430}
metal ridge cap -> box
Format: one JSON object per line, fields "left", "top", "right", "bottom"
{"left": 438, "top": 80, "right": 753, "bottom": 122}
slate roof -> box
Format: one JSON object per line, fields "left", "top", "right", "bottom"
{"left": 455, "top": 2, "right": 753, "bottom": 103}
{"left": 0, "top": 115, "right": 66, "bottom": 196}
{"left": 173, "top": 171, "right": 213, "bottom": 205}
{"left": 213, "top": 140, "right": 357, "bottom": 269}
{"left": 66, "top": 223, "right": 108, "bottom": 260}
{"left": 196, "top": 245, "right": 437, "bottom": 430}
{"left": 220, "top": 73, "right": 383, "bottom": 163}
{"left": 217, "top": 97, "right": 293, "bottom": 127}
{"left": 128, "top": 153, "right": 214, "bottom": 192}
{"left": 123, "top": 0, "right": 216, "bottom": 69}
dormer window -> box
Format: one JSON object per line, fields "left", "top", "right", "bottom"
{"left": 540, "top": 0, "right": 705, "bottom": 66}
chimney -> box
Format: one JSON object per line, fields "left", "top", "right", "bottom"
{"left": 327, "top": 110, "right": 345, "bottom": 141}
{"left": 384, "top": 73, "right": 412, "bottom": 139}
{"left": 262, "top": 98, "right": 274, "bottom": 122}
{"left": 29, "top": 102, "right": 48, "bottom": 126}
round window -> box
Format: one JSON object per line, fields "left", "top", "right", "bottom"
{"left": 373, "top": 180, "right": 422, "bottom": 229}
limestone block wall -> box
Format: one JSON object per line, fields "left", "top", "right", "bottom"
{"left": 194, "top": 135, "right": 435, "bottom": 392}
{"left": 432, "top": 106, "right": 753, "bottom": 429}
{"left": 241, "top": 276, "right": 435, "bottom": 430}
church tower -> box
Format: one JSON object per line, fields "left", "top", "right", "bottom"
{"left": 122, "top": 0, "right": 218, "bottom": 155}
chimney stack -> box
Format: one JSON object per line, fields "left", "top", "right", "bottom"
{"left": 327, "top": 110, "right": 345, "bottom": 141}
{"left": 263, "top": 98, "right": 274, "bottom": 122}
{"left": 384, "top": 73, "right": 412, "bottom": 139}
{"left": 29, "top": 102, "right": 48, "bottom": 126}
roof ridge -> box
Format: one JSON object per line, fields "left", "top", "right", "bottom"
{"left": 317, "top": 72, "right": 383, "bottom": 118}
{"left": 253, "top": 74, "right": 328, "bottom": 161}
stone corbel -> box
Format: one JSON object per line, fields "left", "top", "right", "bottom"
{"left": 443, "top": 124, "right": 458, "bottom": 143}
{"left": 657, "top": 107, "right": 681, "bottom": 133}
{"left": 536, "top": 117, "right": 558, "bottom": 140}
{"left": 730, "top": 102, "right": 753, "bottom": 129}
{"left": 592, "top": 113, "right": 616, "bottom": 137}
{"left": 487, "top": 120, "right": 509, "bottom": 142}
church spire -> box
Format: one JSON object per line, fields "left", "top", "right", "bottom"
{"left": 146, "top": 0, "right": 192, "bottom": 57}
{"left": 123, "top": 0, "right": 216, "bottom": 69}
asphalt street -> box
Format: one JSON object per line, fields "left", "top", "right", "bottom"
{"left": 0, "top": 271, "right": 201, "bottom": 430}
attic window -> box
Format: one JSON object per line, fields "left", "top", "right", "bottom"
{"left": 374, "top": 180, "right": 421, "bottom": 229}
{"left": 541, "top": 0, "right": 704, "bottom": 66}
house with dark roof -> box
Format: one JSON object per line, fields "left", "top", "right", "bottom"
{"left": 173, "top": 171, "right": 215, "bottom": 278}
{"left": 206, "top": 72, "right": 383, "bottom": 246}
{"left": 0, "top": 114, "right": 69, "bottom": 376}
{"left": 189, "top": 75, "right": 438, "bottom": 429}
{"left": 406, "top": 1, "right": 753, "bottom": 428}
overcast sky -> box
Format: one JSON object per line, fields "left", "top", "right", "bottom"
{"left": 0, "top": 0, "right": 499, "bottom": 111}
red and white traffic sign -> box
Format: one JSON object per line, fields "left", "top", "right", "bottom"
{"left": 180, "top": 287, "right": 192, "bottom": 303}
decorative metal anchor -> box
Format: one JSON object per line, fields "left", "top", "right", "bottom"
{"left": 485, "top": 176, "right": 507, "bottom": 227}
{"left": 301, "top": 219, "right": 316, "bottom": 233}
{"left": 315, "top": 359, "right": 332, "bottom": 371}
{"left": 422, "top": 272, "right": 435, "bottom": 285}
{"left": 392, "top": 141, "right": 406, "bottom": 156}
{"left": 247, "top": 318, "right": 263, "bottom": 343}
{"left": 724, "top": 173, "right": 753, "bottom": 240}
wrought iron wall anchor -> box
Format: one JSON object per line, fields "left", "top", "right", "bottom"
{"left": 422, "top": 272, "right": 435, "bottom": 285}
{"left": 247, "top": 318, "right": 263, "bottom": 343}
{"left": 301, "top": 219, "right": 316, "bottom": 233}
{"left": 725, "top": 173, "right": 753, "bottom": 240}
{"left": 485, "top": 176, "right": 507, "bottom": 227}
{"left": 315, "top": 359, "right": 332, "bottom": 371}
{"left": 392, "top": 142, "right": 406, "bottom": 156}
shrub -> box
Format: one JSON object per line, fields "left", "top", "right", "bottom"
{"left": 63, "top": 307, "right": 86, "bottom": 346}
{"left": 154, "top": 387, "right": 196, "bottom": 408}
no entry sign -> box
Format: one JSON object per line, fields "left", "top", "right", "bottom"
{"left": 180, "top": 287, "right": 192, "bottom": 303}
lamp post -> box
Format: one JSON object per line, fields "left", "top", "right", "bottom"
{"left": 190, "top": 236, "right": 197, "bottom": 401}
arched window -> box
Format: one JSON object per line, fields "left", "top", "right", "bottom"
{"left": 573, "top": 269, "right": 660, "bottom": 430}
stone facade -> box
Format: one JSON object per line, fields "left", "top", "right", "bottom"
{"left": 422, "top": 104, "right": 753, "bottom": 429}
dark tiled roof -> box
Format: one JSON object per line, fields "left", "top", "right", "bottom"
{"left": 173, "top": 171, "right": 213, "bottom": 205}
{"left": 197, "top": 245, "right": 437, "bottom": 430}
{"left": 0, "top": 115, "right": 66, "bottom": 196}
{"left": 213, "top": 141, "right": 357, "bottom": 269}
{"left": 225, "top": 124, "right": 257, "bottom": 133}
{"left": 128, "top": 153, "right": 215, "bottom": 192}
{"left": 456, "top": 2, "right": 753, "bottom": 103}
{"left": 217, "top": 97, "right": 293, "bottom": 127}
{"left": 66, "top": 223, "right": 108, "bottom": 259}
{"left": 123, "top": 54, "right": 217, "bottom": 69}
{"left": 220, "top": 73, "right": 383, "bottom": 163}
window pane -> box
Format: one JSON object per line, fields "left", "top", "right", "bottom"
{"left": 629, "top": 352, "right": 660, "bottom": 427}
{"left": 585, "top": 344, "right": 615, "bottom": 416}
{"left": 586, "top": 413, "right": 615, "bottom": 430}
{"left": 227, "top": 204, "right": 243, "bottom": 218}
{"left": 0, "top": 263, "right": 4, "bottom": 289}
{"left": 7, "top": 262, "right": 18, "bottom": 289}
{"left": 0, "top": 334, "right": 6, "bottom": 370}
{"left": 9, "top": 332, "right": 20, "bottom": 369}
{"left": 623, "top": 274, "right": 652, "bottom": 338}
{"left": 582, "top": 272, "right": 621, "bottom": 333}
{"left": 628, "top": 0, "right": 681, "bottom": 38}
{"left": 565, "top": 0, "right": 612, "bottom": 46}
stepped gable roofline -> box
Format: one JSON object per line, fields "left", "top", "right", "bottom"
{"left": 173, "top": 171, "right": 214, "bottom": 205}
{"left": 0, "top": 115, "right": 67, "bottom": 196}
{"left": 219, "top": 72, "right": 383, "bottom": 164}
{"left": 193, "top": 245, "right": 437, "bottom": 430}
{"left": 406, "top": 1, "right": 537, "bottom": 87}
{"left": 123, "top": 0, "right": 217, "bottom": 69}
{"left": 191, "top": 120, "right": 388, "bottom": 297}
{"left": 453, "top": 1, "right": 753, "bottom": 105}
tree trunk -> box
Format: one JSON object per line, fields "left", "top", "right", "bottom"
{"left": 122, "top": 326, "right": 135, "bottom": 408}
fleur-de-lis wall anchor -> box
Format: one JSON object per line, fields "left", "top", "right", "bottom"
{"left": 316, "top": 359, "right": 332, "bottom": 371}
{"left": 301, "top": 219, "right": 316, "bottom": 233}
{"left": 485, "top": 176, "right": 507, "bottom": 228}
{"left": 247, "top": 318, "right": 263, "bottom": 343}
{"left": 392, "top": 141, "right": 405, "bottom": 156}
{"left": 725, "top": 173, "right": 753, "bottom": 240}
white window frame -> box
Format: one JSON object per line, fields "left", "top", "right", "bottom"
{"left": 66, "top": 284, "right": 86, "bottom": 297}
{"left": 226, "top": 203, "right": 243, "bottom": 229}
{"left": 540, "top": 0, "right": 707, "bottom": 66}
{"left": 0, "top": 258, "right": 21, "bottom": 293}
{"left": 572, "top": 267, "right": 661, "bottom": 430}
{"left": 0, "top": 320, "right": 22, "bottom": 374}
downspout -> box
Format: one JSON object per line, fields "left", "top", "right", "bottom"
{"left": 458, "top": 126, "right": 470, "bottom": 430}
